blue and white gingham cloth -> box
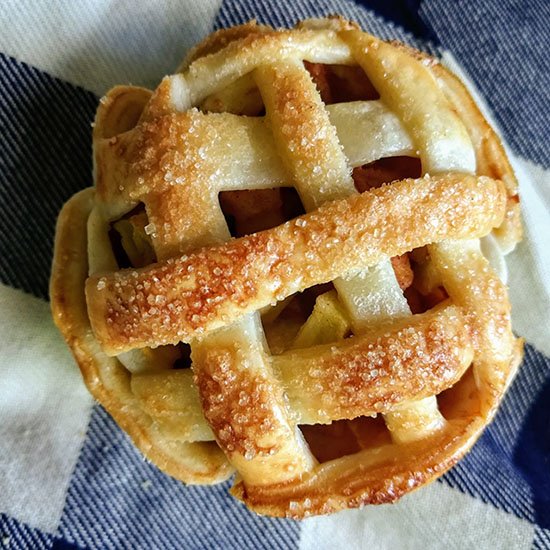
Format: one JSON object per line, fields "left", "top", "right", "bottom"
{"left": 1, "top": 1, "right": 548, "bottom": 548}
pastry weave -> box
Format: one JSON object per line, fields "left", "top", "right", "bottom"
{"left": 51, "top": 17, "right": 523, "bottom": 517}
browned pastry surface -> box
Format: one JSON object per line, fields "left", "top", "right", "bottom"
{"left": 87, "top": 174, "right": 506, "bottom": 354}
{"left": 51, "top": 16, "right": 523, "bottom": 517}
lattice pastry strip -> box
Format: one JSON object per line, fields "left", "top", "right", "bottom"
{"left": 340, "top": 29, "right": 477, "bottom": 440}
{"left": 87, "top": 175, "right": 505, "bottom": 348}
{"left": 51, "top": 18, "right": 523, "bottom": 517}
{"left": 254, "top": 58, "right": 441, "bottom": 443}
{"left": 130, "top": 302, "right": 472, "bottom": 433}
{"left": 124, "top": 86, "right": 317, "bottom": 483}
{"left": 341, "top": 29, "right": 488, "bottom": 441}
{"left": 52, "top": 188, "right": 233, "bottom": 484}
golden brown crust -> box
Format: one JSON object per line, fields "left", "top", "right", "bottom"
{"left": 51, "top": 190, "right": 232, "bottom": 484}
{"left": 231, "top": 413, "right": 496, "bottom": 517}
{"left": 87, "top": 174, "right": 506, "bottom": 354}
{"left": 179, "top": 21, "right": 272, "bottom": 70}
{"left": 120, "top": 303, "right": 474, "bottom": 438}
{"left": 428, "top": 60, "right": 521, "bottom": 252}
{"left": 50, "top": 17, "right": 524, "bottom": 517}
{"left": 427, "top": 240, "right": 519, "bottom": 416}
{"left": 233, "top": 342, "right": 523, "bottom": 518}
{"left": 277, "top": 303, "right": 473, "bottom": 423}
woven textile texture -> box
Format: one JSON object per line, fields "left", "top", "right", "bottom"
{"left": 0, "top": 0, "right": 548, "bottom": 548}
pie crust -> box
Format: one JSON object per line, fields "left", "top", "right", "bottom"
{"left": 51, "top": 17, "right": 523, "bottom": 517}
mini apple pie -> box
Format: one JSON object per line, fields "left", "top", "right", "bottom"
{"left": 51, "top": 17, "right": 523, "bottom": 517}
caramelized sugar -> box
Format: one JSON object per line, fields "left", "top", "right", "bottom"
{"left": 211, "top": 82, "right": 429, "bottom": 460}
{"left": 288, "top": 151, "right": 425, "bottom": 458}
{"left": 181, "top": 62, "right": 449, "bottom": 452}
{"left": 110, "top": 205, "right": 189, "bottom": 371}
{"left": 352, "top": 156, "right": 422, "bottom": 296}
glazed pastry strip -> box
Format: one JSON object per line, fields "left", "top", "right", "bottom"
{"left": 94, "top": 84, "right": 306, "bottom": 478}
{"left": 190, "top": 314, "right": 316, "bottom": 483}
{"left": 87, "top": 174, "right": 506, "bottom": 354}
{"left": 94, "top": 99, "right": 414, "bottom": 209}
{"left": 52, "top": 189, "right": 233, "bottom": 483}
{"left": 168, "top": 29, "right": 354, "bottom": 108}
{"left": 90, "top": 31, "right": 508, "bottom": 457}
{"left": 254, "top": 60, "right": 355, "bottom": 209}
{"left": 51, "top": 20, "right": 523, "bottom": 511}
{"left": 344, "top": 32, "right": 516, "bottom": 417}
{"left": 132, "top": 99, "right": 316, "bottom": 485}
{"left": 255, "top": 60, "right": 444, "bottom": 443}
{"left": 428, "top": 240, "right": 518, "bottom": 416}
{"left": 343, "top": 30, "right": 476, "bottom": 174}
{"left": 131, "top": 303, "right": 474, "bottom": 440}
{"left": 254, "top": 60, "right": 407, "bottom": 324}
{"left": 432, "top": 64, "right": 521, "bottom": 253}
{"left": 89, "top": 74, "right": 417, "bottom": 458}
{"left": 342, "top": 30, "right": 481, "bottom": 440}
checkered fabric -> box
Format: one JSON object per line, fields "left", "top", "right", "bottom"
{"left": 1, "top": 1, "right": 548, "bottom": 548}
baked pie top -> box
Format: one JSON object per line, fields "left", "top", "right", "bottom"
{"left": 51, "top": 17, "right": 523, "bottom": 517}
